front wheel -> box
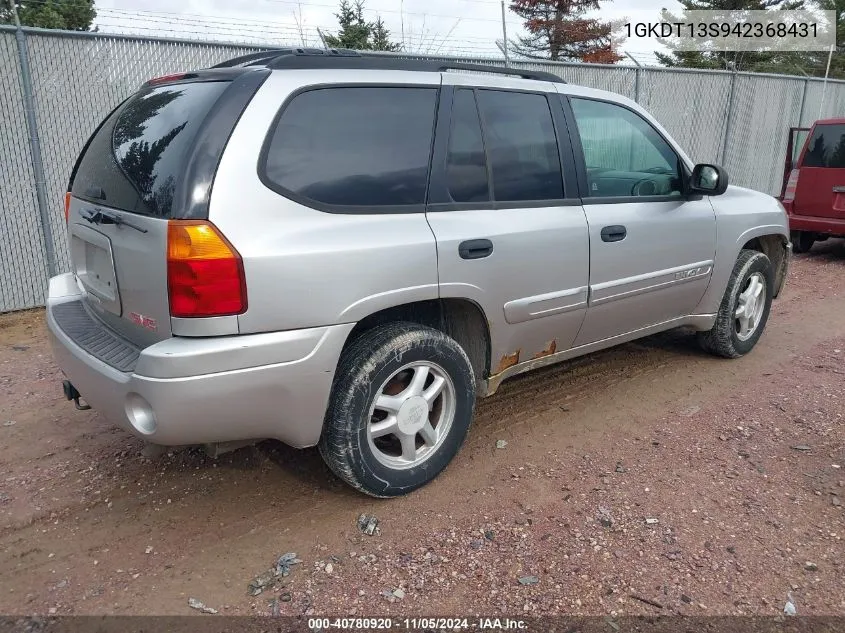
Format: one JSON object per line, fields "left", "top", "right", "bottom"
{"left": 319, "top": 322, "right": 476, "bottom": 498}
{"left": 698, "top": 249, "right": 774, "bottom": 359}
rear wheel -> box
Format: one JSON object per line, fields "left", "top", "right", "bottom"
{"left": 791, "top": 230, "right": 815, "bottom": 254}
{"left": 319, "top": 322, "right": 475, "bottom": 498}
{"left": 698, "top": 249, "right": 774, "bottom": 359}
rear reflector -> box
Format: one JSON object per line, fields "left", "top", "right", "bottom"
{"left": 64, "top": 192, "right": 71, "bottom": 223}
{"left": 783, "top": 169, "right": 800, "bottom": 202}
{"left": 167, "top": 221, "right": 246, "bottom": 318}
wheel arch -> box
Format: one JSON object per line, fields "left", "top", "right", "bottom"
{"left": 340, "top": 298, "right": 492, "bottom": 386}
{"left": 740, "top": 232, "right": 790, "bottom": 298}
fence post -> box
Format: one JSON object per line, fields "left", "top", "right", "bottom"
{"left": 9, "top": 5, "right": 57, "bottom": 278}
{"left": 500, "top": 0, "right": 510, "bottom": 67}
{"left": 797, "top": 78, "right": 809, "bottom": 127}
{"left": 720, "top": 71, "right": 738, "bottom": 167}
{"left": 634, "top": 67, "right": 641, "bottom": 103}
{"left": 624, "top": 52, "right": 641, "bottom": 103}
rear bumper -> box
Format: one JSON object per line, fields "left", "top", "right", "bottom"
{"left": 46, "top": 273, "right": 354, "bottom": 448}
{"left": 787, "top": 211, "right": 845, "bottom": 235}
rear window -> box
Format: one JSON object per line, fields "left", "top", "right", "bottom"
{"left": 802, "top": 124, "right": 845, "bottom": 168}
{"left": 262, "top": 87, "right": 438, "bottom": 210}
{"left": 71, "top": 81, "right": 230, "bottom": 217}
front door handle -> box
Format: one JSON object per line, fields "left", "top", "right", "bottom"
{"left": 600, "top": 225, "right": 627, "bottom": 243}
{"left": 459, "top": 239, "right": 493, "bottom": 260}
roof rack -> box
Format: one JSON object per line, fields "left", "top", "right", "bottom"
{"left": 211, "top": 48, "right": 565, "bottom": 83}
{"left": 211, "top": 47, "right": 360, "bottom": 68}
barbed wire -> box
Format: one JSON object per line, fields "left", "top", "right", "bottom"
{"left": 3, "top": 0, "right": 651, "bottom": 64}
{"left": 93, "top": 8, "right": 510, "bottom": 45}
{"left": 15, "top": 0, "right": 837, "bottom": 72}
{"left": 12, "top": 0, "right": 524, "bottom": 30}
{"left": 261, "top": 0, "right": 524, "bottom": 25}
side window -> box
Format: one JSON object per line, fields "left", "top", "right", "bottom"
{"left": 263, "top": 87, "right": 438, "bottom": 208}
{"left": 475, "top": 90, "right": 564, "bottom": 202}
{"left": 570, "top": 98, "right": 683, "bottom": 198}
{"left": 446, "top": 90, "right": 489, "bottom": 203}
{"left": 802, "top": 124, "right": 845, "bottom": 168}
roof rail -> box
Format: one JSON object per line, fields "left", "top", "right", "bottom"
{"left": 211, "top": 47, "right": 363, "bottom": 68}
{"left": 211, "top": 48, "right": 565, "bottom": 83}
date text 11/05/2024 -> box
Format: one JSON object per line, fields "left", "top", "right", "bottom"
{"left": 307, "top": 617, "right": 527, "bottom": 630}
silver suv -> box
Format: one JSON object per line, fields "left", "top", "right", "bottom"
{"left": 47, "top": 49, "right": 791, "bottom": 497}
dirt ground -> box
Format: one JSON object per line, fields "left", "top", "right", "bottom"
{"left": 0, "top": 242, "right": 843, "bottom": 619}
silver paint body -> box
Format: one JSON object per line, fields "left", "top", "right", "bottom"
{"left": 46, "top": 68, "right": 790, "bottom": 448}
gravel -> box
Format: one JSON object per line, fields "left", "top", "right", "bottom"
{"left": 187, "top": 598, "right": 217, "bottom": 614}
{"left": 357, "top": 514, "right": 379, "bottom": 536}
{"left": 0, "top": 249, "right": 843, "bottom": 617}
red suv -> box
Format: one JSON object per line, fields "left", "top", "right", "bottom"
{"left": 780, "top": 118, "right": 845, "bottom": 253}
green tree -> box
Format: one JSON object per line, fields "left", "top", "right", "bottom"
{"left": 370, "top": 16, "right": 401, "bottom": 52}
{"left": 801, "top": 0, "right": 844, "bottom": 79}
{"left": 323, "top": 0, "right": 401, "bottom": 52}
{"left": 654, "top": 0, "right": 805, "bottom": 73}
{"left": 0, "top": 0, "right": 96, "bottom": 31}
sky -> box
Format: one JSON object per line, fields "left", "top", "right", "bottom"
{"left": 93, "top": 0, "right": 681, "bottom": 65}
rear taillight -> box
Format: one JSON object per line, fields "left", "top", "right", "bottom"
{"left": 64, "top": 192, "right": 71, "bottom": 223}
{"left": 166, "top": 220, "right": 246, "bottom": 318}
{"left": 783, "top": 168, "right": 800, "bottom": 202}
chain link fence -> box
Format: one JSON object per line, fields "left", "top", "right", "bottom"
{"left": 2, "top": 25, "right": 844, "bottom": 312}
{"left": 0, "top": 31, "right": 46, "bottom": 311}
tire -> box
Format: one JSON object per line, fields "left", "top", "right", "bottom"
{"left": 791, "top": 230, "right": 815, "bottom": 254}
{"left": 697, "top": 249, "right": 774, "bottom": 359}
{"left": 319, "top": 322, "right": 476, "bottom": 498}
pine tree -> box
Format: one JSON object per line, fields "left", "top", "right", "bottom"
{"left": 323, "top": 0, "right": 401, "bottom": 52}
{"left": 0, "top": 0, "right": 96, "bottom": 31}
{"left": 801, "top": 0, "right": 844, "bottom": 79}
{"left": 370, "top": 17, "right": 401, "bottom": 52}
{"left": 509, "top": 0, "right": 622, "bottom": 63}
{"left": 324, "top": 0, "right": 371, "bottom": 50}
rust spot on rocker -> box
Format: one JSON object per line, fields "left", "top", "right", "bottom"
{"left": 496, "top": 350, "right": 520, "bottom": 374}
{"left": 532, "top": 339, "right": 557, "bottom": 360}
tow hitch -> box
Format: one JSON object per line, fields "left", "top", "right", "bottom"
{"left": 62, "top": 380, "right": 91, "bottom": 411}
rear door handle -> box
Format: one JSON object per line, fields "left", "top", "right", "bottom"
{"left": 600, "top": 225, "right": 627, "bottom": 243}
{"left": 459, "top": 239, "right": 493, "bottom": 260}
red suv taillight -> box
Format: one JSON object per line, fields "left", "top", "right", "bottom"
{"left": 64, "top": 192, "right": 71, "bottom": 223}
{"left": 783, "top": 168, "right": 800, "bottom": 202}
{"left": 167, "top": 220, "right": 247, "bottom": 318}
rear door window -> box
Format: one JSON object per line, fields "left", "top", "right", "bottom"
{"left": 262, "top": 87, "right": 438, "bottom": 209}
{"left": 71, "top": 81, "right": 230, "bottom": 217}
{"left": 802, "top": 124, "right": 845, "bottom": 168}
{"left": 475, "top": 90, "right": 564, "bottom": 202}
{"left": 446, "top": 89, "right": 490, "bottom": 203}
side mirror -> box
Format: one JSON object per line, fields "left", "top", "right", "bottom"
{"left": 689, "top": 164, "right": 729, "bottom": 196}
